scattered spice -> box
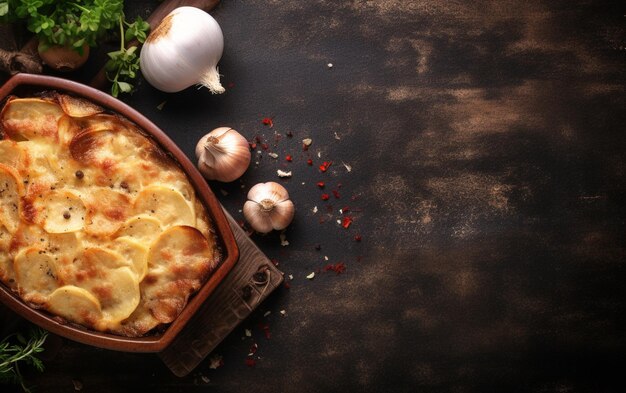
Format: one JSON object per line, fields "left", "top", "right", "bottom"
{"left": 277, "top": 169, "right": 292, "bottom": 178}
{"left": 316, "top": 181, "right": 325, "bottom": 188}
{"left": 319, "top": 161, "right": 332, "bottom": 172}
{"left": 321, "top": 193, "right": 330, "bottom": 201}
{"left": 307, "top": 159, "right": 313, "bottom": 166}
{"left": 342, "top": 216, "right": 353, "bottom": 229}
{"left": 285, "top": 155, "right": 292, "bottom": 162}
{"left": 332, "top": 190, "right": 340, "bottom": 199}
{"left": 208, "top": 354, "right": 224, "bottom": 369}
{"left": 262, "top": 117, "right": 274, "bottom": 127}
{"left": 342, "top": 161, "right": 352, "bottom": 172}
{"left": 306, "top": 272, "right": 315, "bottom": 280}
{"left": 75, "top": 170, "right": 84, "bottom": 179}
{"left": 63, "top": 211, "right": 71, "bottom": 220}
{"left": 354, "top": 234, "right": 362, "bottom": 242}
{"left": 268, "top": 152, "right": 278, "bottom": 159}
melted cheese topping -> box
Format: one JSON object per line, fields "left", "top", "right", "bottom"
{"left": 0, "top": 94, "right": 221, "bottom": 337}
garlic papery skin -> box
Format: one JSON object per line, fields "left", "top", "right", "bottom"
{"left": 195, "top": 127, "right": 251, "bottom": 182}
{"left": 139, "top": 6, "right": 225, "bottom": 93}
{"left": 243, "top": 182, "right": 295, "bottom": 234}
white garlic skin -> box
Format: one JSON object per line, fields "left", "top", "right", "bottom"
{"left": 140, "top": 6, "right": 225, "bottom": 93}
{"left": 243, "top": 182, "right": 295, "bottom": 234}
{"left": 195, "top": 127, "right": 251, "bottom": 182}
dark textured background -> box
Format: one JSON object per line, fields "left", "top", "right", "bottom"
{"left": 2, "top": 1, "right": 626, "bottom": 392}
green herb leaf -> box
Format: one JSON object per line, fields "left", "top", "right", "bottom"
{"left": 0, "top": 328, "right": 48, "bottom": 393}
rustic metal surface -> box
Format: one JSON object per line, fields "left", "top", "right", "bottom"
{"left": 1, "top": 0, "right": 625, "bottom": 392}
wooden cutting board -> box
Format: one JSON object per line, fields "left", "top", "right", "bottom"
{"left": 158, "top": 209, "right": 284, "bottom": 377}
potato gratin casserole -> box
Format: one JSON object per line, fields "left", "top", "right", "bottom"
{"left": 0, "top": 93, "right": 221, "bottom": 337}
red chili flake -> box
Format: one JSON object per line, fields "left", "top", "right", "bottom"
{"left": 245, "top": 358, "right": 256, "bottom": 367}
{"left": 324, "top": 262, "right": 346, "bottom": 274}
{"left": 354, "top": 234, "right": 362, "bottom": 242}
{"left": 307, "top": 159, "right": 313, "bottom": 166}
{"left": 249, "top": 142, "right": 257, "bottom": 150}
{"left": 270, "top": 258, "right": 279, "bottom": 266}
{"left": 284, "top": 281, "right": 291, "bottom": 289}
{"left": 261, "top": 143, "right": 269, "bottom": 150}
{"left": 341, "top": 206, "right": 351, "bottom": 213}
{"left": 319, "top": 161, "right": 332, "bottom": 172}
{"left": 302, "top": 143, "right": 309, "bottom": 151}
{"left": 316, "top": 181, "right": 325, "bottom": 188}
{"left": 262, "top": 117, "right": 273, "bottom": 127}
{"left": 321, "top": 193, "right": 330, "bottom": 201}
{"left": 332, "top": 190, "right": 340, "bottom": 199}
{"left": 285, "top": 155, "right": 293, "bottom": 162}
{"left": 342, "top": 216, "right": 353, "bottom": 228}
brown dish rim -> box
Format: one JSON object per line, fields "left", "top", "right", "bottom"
{"left": 0, "top": 73, "right": 239, "bottom": 353}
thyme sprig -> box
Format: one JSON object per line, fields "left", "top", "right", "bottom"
{"left": 0, "top": 328, "right": 48, "bottom": 393}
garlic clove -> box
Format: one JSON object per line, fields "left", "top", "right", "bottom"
{"left": 243, "top": 182, "right": 295, "bottom": 234}
{"left": 195, "top": 127, "right": 251, "bottom": 182}
{"left": 270, "top": 200, "right": 295, "bottom": 230}
{"left": 243, "top": 201, "right": 275, "bottom": 234}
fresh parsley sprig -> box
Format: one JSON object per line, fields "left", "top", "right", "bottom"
{"left": 0, "top": 328, "right": 48, "bottom": 393}
{"left": 105, "top": 15, "right": 150, "bottom": 97}
{"left": 1, "top": 0, "right": 124, "bottom": 53}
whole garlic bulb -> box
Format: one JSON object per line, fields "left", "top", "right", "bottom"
{"left": 243, "top": 182, "right": 295, "bottom": 234}
{"left": 195, "top": 127, "right": 251, "bottom": 182}
{"left": 140, "top": 6, "right": 225, "bottom": 93}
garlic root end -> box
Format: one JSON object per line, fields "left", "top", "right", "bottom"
{"left": 199, "top": 67, "right": 225, "bottom": 94}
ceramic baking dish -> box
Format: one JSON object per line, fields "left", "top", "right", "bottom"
{"left": 0, "top": 73, "right": 239, "bottom": 352}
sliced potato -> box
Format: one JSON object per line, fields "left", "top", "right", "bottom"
{"left": 0, "top": 97, "right": 64, "bottom": 141}
{"left": 47, "top": 285, "right": 102, "bottom": 326}
{"left": 0, "top": 163, "right": 24, "bottom": 233}
{"left": 57, "top": 94, "right": 104, "bottom": 118}
{"left": 69, "top": 122, "right": 148, "bottom": 166}
{"left": 0, "top": 223, "right": 15, "bottom": 284}
{"left": 83, "top": 188, "right": 132, "bottom": 237}
{"left": 0, "top": 139, "right": 24, "bottom": 168}
{"left": 134, "top": 186, "right": 195, "bottom": 228}
{"left": 19, "top": 140, "right": 59, "bottom": 182}
{"left": 115, "top": 214, "right": 163, "bottom": 244}
{"left": 143, "top": 226, "right": 217, "bottom": 323}
{"left": 34, "top": 189, "right": 86, "bottom": 233}
{"left": 111, "top": 236, "right": 148, "bottom": 281}
{"left": 46, "top": 231, "right": 81, "bottom": 256}
{"left": 98, "top": 266, "right": 141, "bottom": 325}
{"left": 55, "top": 247, "right": 139, "bottom": 325}
{"left": 13, "top": 247, "right": 59, "bottom": 301}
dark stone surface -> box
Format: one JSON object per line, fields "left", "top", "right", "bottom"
{"left": 2, "top": 0, "right": 625, "bottom": 392}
